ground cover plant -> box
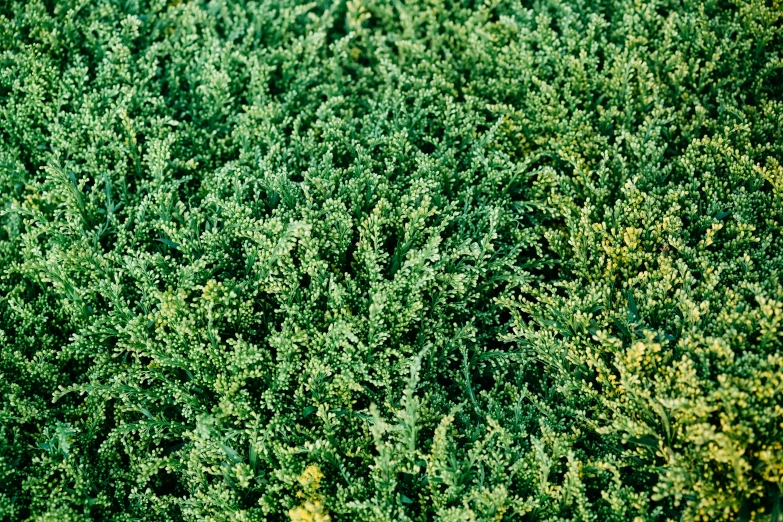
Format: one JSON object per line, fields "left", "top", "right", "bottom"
{"left": 1, "top": 0, "right": 782, "bottom": 520}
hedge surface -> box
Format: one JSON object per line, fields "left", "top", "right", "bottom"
{"left": 1, "top": 0, "right": 782, "bottom": 520}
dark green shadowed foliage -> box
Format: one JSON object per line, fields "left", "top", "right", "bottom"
{"left": 0, "top": 0, "right": 782, "bottom": 520}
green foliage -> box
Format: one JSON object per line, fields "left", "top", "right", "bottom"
{"left": 1, "top": 0, "right": 782, "bottom": 520}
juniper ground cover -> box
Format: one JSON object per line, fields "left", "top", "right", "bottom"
{"left": 1, "top": 0, "right": 782, "bottom": 520}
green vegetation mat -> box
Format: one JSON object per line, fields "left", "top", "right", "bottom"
{"left": 1, "top": 0, "right": 782, "bottom": 520}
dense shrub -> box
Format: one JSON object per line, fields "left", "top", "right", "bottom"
{"left": 1, "top": 0, "right": 782, "bottom": 520}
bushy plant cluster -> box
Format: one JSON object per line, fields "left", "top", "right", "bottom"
{"left": 1, "top": 0, "right": 782, "bottom": 520}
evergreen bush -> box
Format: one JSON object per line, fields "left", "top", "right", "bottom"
{"left": 0, "top": 0, "right": 782, "bottom": 520}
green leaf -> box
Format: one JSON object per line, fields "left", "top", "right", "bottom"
{"left": 156, "top": 238, "right": 180, "bottom": 249}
